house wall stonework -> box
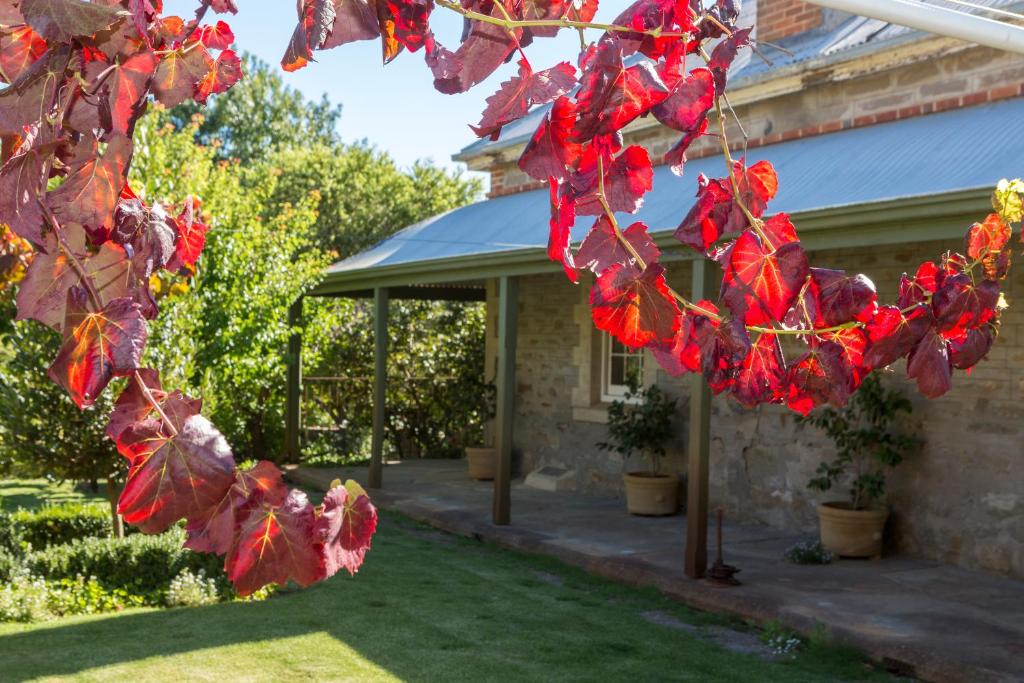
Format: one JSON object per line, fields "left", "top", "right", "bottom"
{"left": 493, "top": 239, "right": 1024, "bottom": 579}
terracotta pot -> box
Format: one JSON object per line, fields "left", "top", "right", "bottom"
{"left": 623, "top": 472, "right": 679, "bottom": 516}
{"left": 817, "top": 502, "right": 889, "bottom": 559}
{"left": 465, "top": 447, "right": 497, "bottom": 480}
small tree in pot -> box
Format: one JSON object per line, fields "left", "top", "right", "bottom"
{"left": 599, "top": 373, "right": 679, "bottom": 515}
{"left": 461, "top": 380, "right": 498, "bottom": 480}
{"left": 801, "top": 373, "right": 922, "bottom": 558}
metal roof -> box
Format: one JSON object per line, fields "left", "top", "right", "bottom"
{"left": 326, "top": 97, "right": 1024, "bottom": 279}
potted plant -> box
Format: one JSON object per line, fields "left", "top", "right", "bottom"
{"left": 462, "top": 381, "right": 498, "bottom": 480}
{"left": 801, "top": 373, "right": 922, "bottom": 558}
{"left": 599, "top": 372, "right": 680, "bottom": 515}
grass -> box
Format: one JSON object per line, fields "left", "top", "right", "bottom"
{"left": 0, "top": 502, "right": 895, "bottom": 683}
{"left": 0, "top": 479, "right": 107, "bottom": 512}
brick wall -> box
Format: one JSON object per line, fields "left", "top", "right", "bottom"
{"left": 500, "top": 240, "right": 1024, "bottom": 579}
{"left": 757, "top": 0, "right": 822, "bottom": 43}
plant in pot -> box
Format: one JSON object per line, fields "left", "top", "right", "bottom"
{"left": 598, "top": 372, "right": 680, "bottom": 516}
{"left": 461, "top": 380, "right": 497, "bottom": 480}
{"left": 800, "top": 372, "right": 922, "bottom": 559}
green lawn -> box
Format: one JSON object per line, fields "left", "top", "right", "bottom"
{"left": 0, "top": 507, "right": 893, "bottom": 683}
{"left": 0, "top": 479, "right": 107, "bottom": 512}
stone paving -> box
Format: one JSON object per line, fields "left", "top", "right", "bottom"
{"left": 287, "top": 460, "right": 1024, "bottom": 683}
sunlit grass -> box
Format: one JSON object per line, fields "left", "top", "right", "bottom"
{"left": 0, "top": 479, "right": 107, "bottom": 512}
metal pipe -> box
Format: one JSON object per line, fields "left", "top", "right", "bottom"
{"left": 804, "top": 0, "right": 1024, "bottom": 56}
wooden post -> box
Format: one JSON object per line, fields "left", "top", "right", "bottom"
{"left": 369, "top": 288, "right": 389, "bottom": 489}
{"left": 685, "top": 260, "right": 717, "bottom": 579}
{"left": 285, "top": 297, "right": 303, "bottom": 463}
{"left": 493, "top": 276, "right": 518, "bottom": 525}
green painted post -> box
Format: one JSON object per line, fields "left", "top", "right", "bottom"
{"left": 685, "top": 260, "right": 716, "bottom": 579}
{"left": 493, "top": 276, "right": 518, "bottom": 525}
{"left": 369, "top": 288, "right": 389, "bottom": 489}
{"left": 285, "top": 297, "right": 303, "bottom": 464}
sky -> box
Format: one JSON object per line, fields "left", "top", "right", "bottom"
{"left": 165, "top": 0, "right": 634, "bottom": 180}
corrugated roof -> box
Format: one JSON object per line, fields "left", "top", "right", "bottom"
{"left": 328, "top": 97, "right": 1024, "bottom": 276}
{"left": 454, "top": 1, "right": 1023, "bottom": 161}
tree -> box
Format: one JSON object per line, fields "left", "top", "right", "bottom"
{"left": 0, "top": 0, "right": 1018, "bottom": 597}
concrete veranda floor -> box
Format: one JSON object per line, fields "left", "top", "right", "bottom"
{"left": 287, "top": 460, "right": 1024, "bottom": 683}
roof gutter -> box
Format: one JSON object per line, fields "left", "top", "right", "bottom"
{"left": 806, "top": 0, "right": 1024, "bottom": 55}
{"left": 310, "top": 188, "right": 990, "bottom": 296}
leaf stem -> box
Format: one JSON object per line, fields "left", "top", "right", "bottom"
{"left": 134, "top": 371, "right": 179, "bottom": 438}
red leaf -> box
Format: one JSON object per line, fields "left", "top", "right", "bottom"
{"left": 663, "top": 116, "right": 707, "bottom": 176}
{"left": 732, "top": 333, "right": 785, "bottom": 407}
{"left": 652, "top": 67, "right": 715, "bottom": 133}
{"left": 674, "top": 174, "right": 734, "bottom": 251}
{"left": 547, "top": 178, "right": 577, "bottom": 283}
{"left": 950, "top": 324, "right": 996, "bottom": 370}
{"left": 0, "top": 25, "right": 47, "bottom": 84}
{"left": 761, "top": 213, "right": 799, "bottom": 246}
{"left": 571, "top": 37, "right": 669, "bottom": 142}
{"left": 117, "top": 414, "right": 237, "bottom": 534}
{"left": 383, "top": 0, "right": 434, "bottom": 53}
{"left": 576, "top": 216, "right": 660, "bottom": 276}
{"left": 590, "top": 263, "right": 680, "bottom": 349}
{"left": 739, "top": 160, "right": 778, "bottom": 215}
{"left": 648, "top": 311, "right": 700, "bottom": 376}
{"left": 16, "top": 225, "right": 140, "bottom": 331}
{"left": 191, "top": 20, "right": 235, "bottom": 50}
{"left": 0, "top": 123, "right": 57, "bottom": 245}
{"left": 821, "top": 326, "right": 868, "bottom": 386}
{"left": 569, "top": 145, "right": 653, "bottom": 216}
{"left": 907, "top": 328, "right": 953, "bottom": 398}
{"left": 965, "top": 213, "right": 1011, "bottom": 261}
{"left": 519, "top": 96, "right": 583, "bottom": 182}
{"left": 19, "top": 0, "right": 121, "bottom": 42}
{"left": 931, "top": 274, "right": 999, "bottom": 339}
{"left": 185, "top": 460, "right": 288, "bottom": 555}
{"left": 48, "top": 289, "right": 148, "bottom": 408}
{"left": 693, "top": 310, "right": 750, "bottom": 394}
{"left": 281, "top": 0, "right": 338, "bottom": 72}
{"left": 106, "top": 368, "right": 165, "bottom": 440}
{"left": 471, "top": 60, "right": 576, "bottom": 140}
{"left": 433, "top": 0, "right": 521, "bottom": 94}
{"left": 707, "top": 27, "right": 751, "bottom": 92}
{"left": 195, "top": 48, "right": 243, "bottom": 103}
{"left": 811, "top": 268, "right": 877, "bottom": 326}
{"left": 315, "top": 480, "right": 378, "bottom": 577}
{"left": 862, "top": 305, "right": 931, "bottom": 370}
{"left": 784, "top": 339, "right": 853, "bottom": 415}
{"left": 152, "top": 42, "right": 212, "bottom": 106}
{"left": 173, "top": 196, "right": 207, "bottom": 267}
{"left": 50, "top": 135, "right": 133, "bottom": 233}
{"left": 103, "top": 50, "right": 158, "bottom": 137}
{"left": 226, "top": 488, "right": 325, "bottom": 596}
{"left": 721, "top": 229, "right": 808, "bottom": 324}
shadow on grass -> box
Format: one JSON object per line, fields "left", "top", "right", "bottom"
{"left": 0, "top": 480, "right": 106, "bottom": 512}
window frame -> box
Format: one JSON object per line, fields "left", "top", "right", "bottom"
{"left": 600, "top": 334, "right": 645, "bottom": 403}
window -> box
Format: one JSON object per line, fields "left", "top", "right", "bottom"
{"left": 601, "top": 334, "right": 644, "bottom": 402}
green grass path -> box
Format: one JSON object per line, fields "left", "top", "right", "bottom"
{"left": 0, "top": 511, "right": 895, "bottom": 682}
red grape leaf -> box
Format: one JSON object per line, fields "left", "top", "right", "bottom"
{"left": 20, "top": 0, "right": 121, "bottom": 42}
{"left": 648, "top": 310, "right": 700, "bottom": 376}
{"left": 590, "top": 262, "right": 680, "bottom": 349}
{"left": 664, "top": 116, "right": 707, "bottom": 176}
{"left": 16, "top": 225, "right": 139, "bottom": 331}
{"left": 931, "top": 274, "right": 999, "bottom": 338}
{"left": 576, "top": 216, "right": 660, "bottom": 276}
{"left": 907, "top": 328, "right": 953, "bottom": 398}
{"left": 0, "top": 24, "right": 47, "bottom": 84}
{"left": 732, "top": 333, "right": 785, "bottom": 407}
{"left": 0, "top": 47, "right": 67, "bottom": 136}
{"left": 102, "top": 49, "right": 158, "bottom": 136}
{"left": 48, "top": 288, "right": 148, "bottom": 408}
{"left": 50, "top": 135, "right": 133, "bottom": 233}
{"left": 106, "top": 368, "right": 164, "bottom": 440}
{"left": 721, "top": 229, "right": 808, "bottom": 324}
{"left": 281, "top": 0, "right": 338, "bottom": 72}
{"left": 226, "top": 488, "right": 325, "bottom": 596}
{"left": 117, "top": 413, "right": 236, "bottom": 534}
{"left": 652, "top": 67, "right": 715, "bottom": 133}
{"left": 950, "top": 324, "right": 996, "bottom": 369}
{"left": 518, "top": 96, "right": 582, "bottom": 182}
{"left": 471, "top": 60, "right": 576, "bottom": 140}
{"left": 811, "top": 268, "right": 877, "bottom": 326}
{"left": 186, "top": 460, "right": 287, "bottom": 555}
{"left": 424, "top": 41, "right": 460, "bottom": 80}
{"left": 569, "top": 145, "right": 653, "bottom": 216}
{"left": 0, "top": 123, "right": 59, "bottom": 245}
{"left": 315, "top": 480, "right": 378, "bottom": 577}
{"left": 784, "top": 339, "right": 853, "bottom": 415}
{"left": 693, "top": 309, "right": 750, "bottom": 393}
{"left": 324, "top": 0, "right": 380, "bottom": 50}
{"left": 862, "top": 305, "right": 931, "bottom": 370}
{"left": 172, "top": 196, "right": 208, "bottom": 267}
{"left": 761, "top": 213, "right": 798, "bottom": 245}
{"left": 382, "top": 0, "right": 433, "bottom": 53}
{"left": 571, "top": 36, "right": 669, "bottom": 142}
{"left": 674, "top": 174, "right": 734, "bottom": 251}
{"left": 433, "top": 0, "right": 521, "bottom": 94}
{"left": 707, "top": 27, "right": 751, "bottom": 93}
{"left": 547, "top": 178, "right": 577, "bottom": 283}
{"left": 965, "top": 213, "right": 1011, "bottom": 261}
{"left": 191, "top": 20, "right": 235, "bottom": 50}
{"left": 195, "top": 48, "right": 242, "bottom": 103}
{"left": 152, "top": 42, "right": 212, "bottom": 107}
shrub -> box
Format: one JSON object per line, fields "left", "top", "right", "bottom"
{"left": 47, "top": 575, "right": 146, "bottom": 616}
{"left": 784, "top": 540, "right": 834, "bottom": 565}
{"left": 0, "top": 570, "right": 51, "bottom": 623}
{"left": 167, "top": 569, "right": 220, "bottom": 607}
{"left": 0, "top": 545, "right": 19, "bottom": 582}
{"left": 598, "top": 372, "right": 678, "bottom": 475}
{"left": 26, "top": 528, "right": 229, "bottom": 604}
{"left": 0, "top": 509, "right": 21, "bottom": 553}
{"left": 10, "top": 503, "right": 113, "bottom": 549}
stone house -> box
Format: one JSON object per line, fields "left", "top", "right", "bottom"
{"left": 302, "top": 1, "right": 1024, "bottom": 579}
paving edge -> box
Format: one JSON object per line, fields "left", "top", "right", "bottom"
{"left": 287, "top": 468, "right": 1013, "bottom": 683}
